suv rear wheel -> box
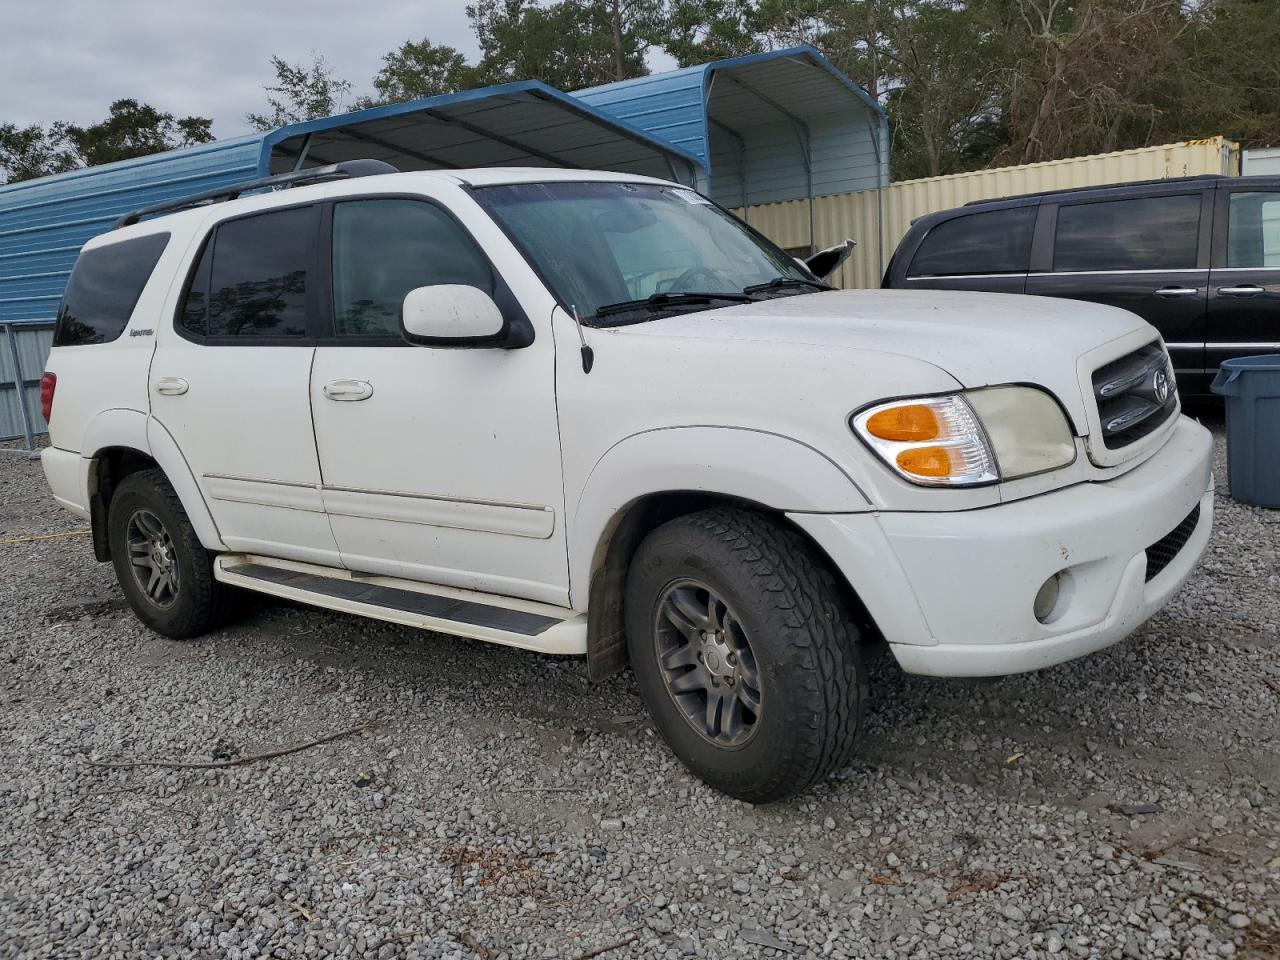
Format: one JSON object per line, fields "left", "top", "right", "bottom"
{"left": 625, "top": 508, "right": 866, "bottom": 802}
{"left": 107, "top": 468, "right": 228, "bottom": 639}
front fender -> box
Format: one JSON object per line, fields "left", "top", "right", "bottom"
{"left": 568, "top": 426, "right": 871, "bottom": 606}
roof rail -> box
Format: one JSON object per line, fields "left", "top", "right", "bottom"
{"left": 114, "top": 158, "right": 400, "bottom": 228}
{"left": 962, "top": 173, "right": 1223, "bottom": 207}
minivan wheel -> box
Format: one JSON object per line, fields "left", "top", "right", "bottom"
{"left": 107, "top": 468, "right": 228, "bottom": 639}
{"left": 625, "top": 508, "right": 867, "bottom": 803}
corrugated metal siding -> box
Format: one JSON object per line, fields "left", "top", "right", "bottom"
{"left": 741, "top": 137, "right": 1239, "bottom": 290}
{"left": 0, "top": 322, "right": 54, "bottom": 442}
{"left": 574, "top": 67, "right": 710, "bottom": 165}
{"left": 0, "top": 135, "right": 263, "bottom": 326}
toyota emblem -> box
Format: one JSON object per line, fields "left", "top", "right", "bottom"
{"left": 1153, "top": 368, "right": 1171, "bottom": 404}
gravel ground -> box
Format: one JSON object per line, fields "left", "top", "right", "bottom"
{"left": 0, "top": 413, "right": 1277, "bottom": 960}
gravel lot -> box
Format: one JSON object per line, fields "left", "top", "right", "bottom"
{"left": 1, "top": 413, "right": 1277, "bottom": 960}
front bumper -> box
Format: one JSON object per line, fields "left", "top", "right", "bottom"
{"left": 791, "top": 415, "right": 1214, "bottom": 677}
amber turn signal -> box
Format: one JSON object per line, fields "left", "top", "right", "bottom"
{"left": 865, "top": 403, "right": 940, "bottom": 442}
{"left": 895, "top": 445, "right": 955, "bottom": 478}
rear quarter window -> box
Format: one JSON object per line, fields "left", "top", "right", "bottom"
{"left": 907, "top": 207, "right": 1035, "bottom": 277}
{"left": 53, "top": 233, "right": 170, "bottom": 347}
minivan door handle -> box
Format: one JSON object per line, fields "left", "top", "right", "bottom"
{"left": 1154, "top": 286, "right": 1199, "bottom": 299}
{"left": 322, "top": 379, "right": 374, "bottom": 401}
{"left": 1217, "top": 284, "right": 1265, "bottom": 298}
{"left": 154, "top": 377, "right": 189, "bottom": 396}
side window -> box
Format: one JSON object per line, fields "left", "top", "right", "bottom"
{"left": 907, "top": 207, "right": 1035, "bottom": 277}
{"left": 1226, "top": 191, "right": 1280, "bottom": 268}
{"left": 330, "top": 199, "right": 494, "bottom": 338}
{"left": 54, "top": 233, "right": 170, "bottom": 346}
{"left": 1054, "top": 195, "right": 1201, "bottom": 272}
{"left": 177, "top": 206, "right": 317, "bottom": 340}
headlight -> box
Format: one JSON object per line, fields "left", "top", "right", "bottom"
{"left": 852, "top": 387, "right": 1076, "bottom": 487}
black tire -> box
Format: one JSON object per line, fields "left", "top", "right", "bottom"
{"left": 625, "top": 508, "right": 867, "bottom": 803}
{"left": 107, "top": 468, "right": 229, "bottom": 639}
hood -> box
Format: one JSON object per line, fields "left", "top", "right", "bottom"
{"left": 614, "top": 289, "right": 1155, "bottom": 429}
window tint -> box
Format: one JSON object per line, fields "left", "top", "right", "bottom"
{"left": 179, "top": 206, "right": 316, "bottom": 339}
{"left": 331, "top": 199, "right": 494, "bottom": 337}
{"left": 53, "top": 233, "right": 170, "bottom": 346}
{"left": 1054, "top": 195, "right": 1201, "bottom": 272}
{"left": 1227, "top": 191, "right": 1280, "bottom": 268}
{"left": 908, "top": 207, "right": 1035, "bottom": 277}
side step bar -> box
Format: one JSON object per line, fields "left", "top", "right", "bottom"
{"left": 214, "top": 555, "right": 587, "bottom": 655}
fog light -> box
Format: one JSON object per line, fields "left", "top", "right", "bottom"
{"left": 1033, "top": 574, "right": 1062, "bottom": 623}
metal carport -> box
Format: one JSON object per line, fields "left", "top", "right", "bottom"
{"left": 574, "top": 45, "right": 889, "bottom": 252}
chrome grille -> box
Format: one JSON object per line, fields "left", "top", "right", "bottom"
{"left": 1091, "top": 343, "right": 1178, "bottom": 449}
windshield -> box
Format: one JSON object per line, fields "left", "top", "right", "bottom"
{"left": 473, "top": 181, "right": 817, "bottom": 322}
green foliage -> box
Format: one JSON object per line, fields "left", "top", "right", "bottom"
{"left": 0, "top": 122, "right": 78, "bottom": 184}
{"left": 467, "top": 0, "right": 666, "bottom": 89}
{"left": 65, "top": 99, "right": 213, "bottom": 168}
{"left": 359, "top": 39, "right": 482, "bottom": 107}
{"left": 1, "top": 101, "right": 212, "bottom": 185}
{"left": 246, "top": 55, "right": 353, "bottom": 131}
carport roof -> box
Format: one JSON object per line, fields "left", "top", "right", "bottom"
{"left": 263, "top": 80, "right": 703, "bottom": 184}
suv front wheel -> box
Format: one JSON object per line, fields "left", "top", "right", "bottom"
{"left": 625, "top": 508, "right": 867, "bottom": 802}
{"left": 107, "top": 468, "right": 229, "bottom": 639}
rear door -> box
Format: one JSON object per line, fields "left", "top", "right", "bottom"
{"left": 1206, "top": 183, "right": 1280, "bottom": 372}
{"left": 890, "top": 204, "right": 1035, "bottom": 294}
{"left": 151, "top": 204, "right": 340, "bottom": 566}
{"left": 1026, "top": 187, "right": 1212, "bottom": 391}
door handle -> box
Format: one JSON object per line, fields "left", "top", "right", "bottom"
{"left": 1154, "top": 286, "right": 1199, "bottom": 299}
{"left": 154, "top": 377, "right": 189, "bottom": 396}
{"left": 1217, "top": 284, "right": 1264, "bottom": 298}
{"left": 322, "top": 379, "right": 374, "bottom": 401}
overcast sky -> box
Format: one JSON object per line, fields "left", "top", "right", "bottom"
{"left": 0, "top": 0, "right": 490, "bottom": 138}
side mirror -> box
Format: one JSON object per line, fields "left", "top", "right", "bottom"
{"left": 400, "top": 285, "right": 506, "bottom": 346}
{"left": 805, "top": 238, "right": 856, "bottom": 280}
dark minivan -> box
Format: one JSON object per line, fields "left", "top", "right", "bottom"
{"left": 883, "top": 175, "right": 1280, "bottom": 394}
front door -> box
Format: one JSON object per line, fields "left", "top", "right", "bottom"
{"left": 1207, "top": 185, "right": 1280, "bottom": 373}
{"left": 1026, "top": 190, "right": 1211, "bottom": 391}
{"left": 308, "top": 196, "right": 568, "bottom": 606}
{"left": 151, "top": 203, "right": 341, "bottom": 566}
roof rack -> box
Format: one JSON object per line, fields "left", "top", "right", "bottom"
{"left": 114, "top": 158, "right": 400, "bottom": 228}
{"left": 962, "top": 173, "right": 1224, "bottom": 207}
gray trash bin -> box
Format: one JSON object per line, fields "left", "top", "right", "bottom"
{"left": 1210, "top": 354, "right": 1280, "bottom": 508}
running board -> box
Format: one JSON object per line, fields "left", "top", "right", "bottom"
{"left": 214, "top": 555, "right": 586, "bottom": 655}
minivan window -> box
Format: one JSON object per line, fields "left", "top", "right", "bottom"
{"left": 53, "top": 233, "right": 170, "bottom": 346}
{"left": 330, "top": 199, "right": 494, "bottom": 338}
{"left": 178, "top": 207, "right": 316, "bottom": 339}
{"left": 1227, "top": 191, "right": 1280, "bottom": 268}
{"left": 1054, "top": 194, "right": 1201, "bottom": 272}
{"left": 907, "top": 207, "right": 1035, "bottom": 277}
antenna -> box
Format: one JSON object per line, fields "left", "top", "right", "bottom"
{"left": 571, "top": 306, "right": 594, "bottom": 374}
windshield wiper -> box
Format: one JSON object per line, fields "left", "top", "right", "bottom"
{"left": 592, "top": 290, "right": 756, "bottom": 322}
{"left": 742, "top": 276, "right": 831, "bottom": 294}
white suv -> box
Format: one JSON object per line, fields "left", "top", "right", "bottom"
{"left": 41, "top": 162, "right": 1214, "bottom": 802}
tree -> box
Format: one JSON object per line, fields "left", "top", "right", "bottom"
{"left": 247, "top": 54, "right": 353, "bottom": 130}
{"left": 974, "top": 0, "right": 1190, "bottom": 165}
{"left": 64, "top": 99, "right": 213, "bottom": 168}
{"left": 1162, "top": 0, "right": 1280, "bottom": 149}
{"left": 665, "top": 0, "right": 763, "bottom": 65}
{"left": 360, "top": 39, "right": 481, "bottom": 106}
{"left": 0, "top": 122, "right": 78, "bottom": 184}
{"left": 467, "top": 0, "right": 663, "bottom": 89}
